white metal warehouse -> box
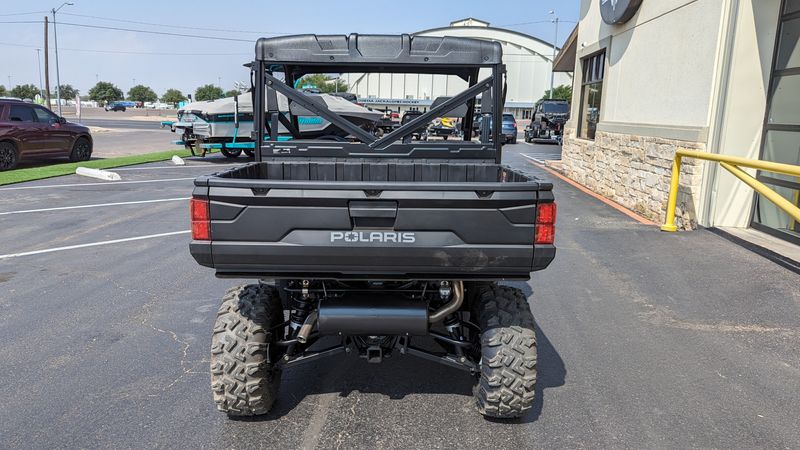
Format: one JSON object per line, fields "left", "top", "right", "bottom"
{"left": 342, "top": 18, "right": 573, "bottom": 119}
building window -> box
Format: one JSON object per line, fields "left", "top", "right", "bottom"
{"left": 579, "top": 51, "right": 605, "bottom": 140}
{"left": 751, "top": 2, "right": 800, "bottom": 244}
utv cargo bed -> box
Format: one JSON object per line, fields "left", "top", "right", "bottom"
{"left": 190, "top": 161, "right": 554, "bottom": 279}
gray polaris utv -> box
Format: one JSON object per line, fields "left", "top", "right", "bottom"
{"left": 189, "top": 33, "right": 557, "bottom": 419}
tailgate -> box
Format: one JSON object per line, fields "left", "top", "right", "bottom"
{"left": 190, "top": 179, "right": 553, "bottom": 279}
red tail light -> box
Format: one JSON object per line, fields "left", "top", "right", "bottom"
{"left": 535, "top": 202, "right": 556, "bottom": 244}
{"left": 190, "top": 198, "right": 210, "bottom": 240}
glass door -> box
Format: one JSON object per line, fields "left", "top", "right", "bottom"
{"left": 752, "top": 0, "right": 800, "bottom": 245}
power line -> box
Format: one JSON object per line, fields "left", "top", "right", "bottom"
{"left": 0, "top": 11, "right": 47, "bottom": 17}
{"left": 55, "top": 21, "right": 254, "bottom": 42}
{"left": 0, "top": 41, "right": 250, "bottom": 56}
{"left": 0, "top": 19, "right": 260, "bottom": 42}
{"left": 498, "top": 19, "right": 577, "bottom": 27}
{"left": 59, "top": 12, "right": 284, "bottom": 35}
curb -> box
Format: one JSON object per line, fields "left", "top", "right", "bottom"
{"left": 76, "top": 167, "right": 122, "bottom": 181}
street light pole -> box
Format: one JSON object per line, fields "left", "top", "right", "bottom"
{"left": 36, "top": 49, "right": 44, "bottom": 99}
{"left": 549, "top": 10, "right": 559, "bottom": 100}
{"left": 52, "top": 2, "right": 73, "bottom": 116}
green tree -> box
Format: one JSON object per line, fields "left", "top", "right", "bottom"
{"left": 195, "top": 84, "right": 224, "bottom": 101}
{"left": 540, "top": 84, "right": 572, "bottom": 103}
{"left": 0, "top": 85, "right": 7, "bottom": 96}
{"left": 10, "top": 84, "right": 40, "bottom": 100}
{"left": 127, "top": 84, "right": 158, "bottom": 103}
{"left": 224, "top": 89, "right": 242, "bottom": 98}
{"left": 58, "top": 84, "right": 79, "bottom": 99}
{"left": 88, "top": 81, "right": 124, "bottom": 105}
{"left": 161, "top": 88, "right": 186, "bottom": 105}
{"left": 298, "top": 74, "right": 348, "bottom": 93}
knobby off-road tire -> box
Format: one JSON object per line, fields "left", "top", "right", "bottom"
{"left": 210, "top": 284, "right": 284, "bottom": 416}
{"left": 472, "top": 283, "right": 537, "bottom": 419}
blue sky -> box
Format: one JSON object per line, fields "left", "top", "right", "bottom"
{"left": 1, "top": 0, "right": 579, "bottom": 98}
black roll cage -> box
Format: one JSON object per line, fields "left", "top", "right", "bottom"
{"left": 250, "top": 33, "right": 507, "bottom": 164}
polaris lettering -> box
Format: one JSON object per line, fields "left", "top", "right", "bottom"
{"left": 330, "top": 231, "right": 416, "bottom": 243}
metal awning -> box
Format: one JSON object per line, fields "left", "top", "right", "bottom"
{"left": 553, "top": 25, "right": 578, "bottom": 73}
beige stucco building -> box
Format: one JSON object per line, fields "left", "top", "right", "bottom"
{"left": 556, "top": 0, "right": 799, "bottom": 245}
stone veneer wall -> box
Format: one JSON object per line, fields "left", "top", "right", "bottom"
{"left": 557, "top": 127, "right": 706, "bottom": 229}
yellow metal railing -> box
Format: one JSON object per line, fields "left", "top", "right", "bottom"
{"left": 661, "top": 149, "right": 800, "bottom": 232}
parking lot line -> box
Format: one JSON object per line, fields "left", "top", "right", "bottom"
{"left": 0, "top": 197, "right": 190, "bottom": 216}
{"left": 0, "top": 230, "right": 190, "bottom": 260}
{"left": 113, "top": 164, "right": 243, "bottom": 171}
{"left": 0, "top": 177, "right": 195, "bottom": 191}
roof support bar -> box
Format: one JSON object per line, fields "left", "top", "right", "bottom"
{"left": 368, "top": 75, "right": 495, "bottom": 150}
{"left": 262, "top": 71, "right": 377, "bottom": 143}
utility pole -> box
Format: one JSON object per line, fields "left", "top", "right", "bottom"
{"left": 44, "top": 16, "right": 51, "bottom": 109}
{"left": 52, "top": 2, "right": 74, "bottom": 116}
{"left": 36, "top": 49, "right": 44, "bottom": 99}
{"left": 549, "top": 10, "right": 559, "bottom": 99}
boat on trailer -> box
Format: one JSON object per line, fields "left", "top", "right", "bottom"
{"left": 170, "top": 91, "right": 382, "bottom": 157}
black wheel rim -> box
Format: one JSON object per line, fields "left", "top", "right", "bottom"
{"left": 75, "top": 141, "right": 91, "bottom": 160}
{"left": 0, "top": 147, "right": 15, "bottom": 170}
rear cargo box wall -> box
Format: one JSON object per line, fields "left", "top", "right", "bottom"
{"left": 226, "top": 162, "right": 529, "bottom": 183}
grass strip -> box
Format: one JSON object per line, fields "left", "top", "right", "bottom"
{"left": 0, "top": 149, "right": 214, "bottom": 186}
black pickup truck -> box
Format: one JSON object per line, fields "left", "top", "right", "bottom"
{"left": 190, "top": 34, "right": 556, "bottom": 420}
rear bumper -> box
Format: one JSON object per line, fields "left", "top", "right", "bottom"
{"left": 502, "top": 131, "right": 517, "bottom": 139}
{"left": 191, "top": 241, "right": 554, "bottom": 280}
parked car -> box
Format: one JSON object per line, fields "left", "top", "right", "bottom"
{"left": 0, "top": 99, "right": 93, "bottom": 170}
{"left": 400, "top": 110, "right": 427, "bottom": 140}
{"left": 475, "top": 113, "right": 518, "bottom": 144}
{"left": 525, "top": 100, "right": 570, "bottom": 142}
{"left": 105, "top": 102, "right": 126, "bottom": 112}
{"left": 502, "top": 113, "right": 518, "bottom": 144}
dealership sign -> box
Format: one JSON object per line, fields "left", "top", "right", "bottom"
{"left": 600, "top": 0, "right": 643, "bottom": 25}
{"left": 358, "top": 97, "right": 433, "bottom": 106}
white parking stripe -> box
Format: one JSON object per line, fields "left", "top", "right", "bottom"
{"left": 520, "top": 152, "right": 562, "bottom": 164}
{"left": 0, "top": 197, "right": 189, "bottom": 216}
{"left": 0, "top": 230, "right": 191, "bottom": 260}
{"left": 113, "top": 164, "right": 242, "bottom": 171}
{"left": 0, "top": 177, "right": 194, "bottom": 191}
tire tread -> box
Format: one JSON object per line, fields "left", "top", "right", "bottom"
{"left": 472, "top": 283, "right": 537, "bottom": 419}
{"left": 210, "top": 284, "right": 282, "bottom": 416}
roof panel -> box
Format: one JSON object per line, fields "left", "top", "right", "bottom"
{"left": 255, "top": 33, "right": 503, "bottom": 67}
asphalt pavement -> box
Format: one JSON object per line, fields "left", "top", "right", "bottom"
{"left": 0, "top": 143, "right": 798, "bottom": 449}
{"left": 80, "top": 118, "right": 167, "bottom": 131}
